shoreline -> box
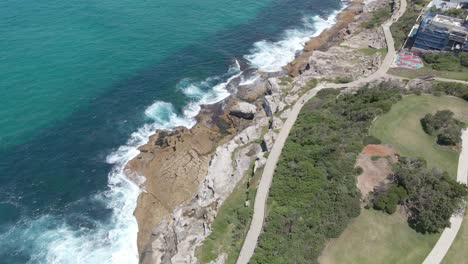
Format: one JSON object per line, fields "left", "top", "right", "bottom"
{"left": 127, "top": 0, "right": 381, "bottom": 261}
{"left": 285, "top": 0, "right": 365, "bottom": 76}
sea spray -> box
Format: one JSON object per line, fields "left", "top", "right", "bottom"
{"left": 5, "top": 5, "right": 348, "bottom": 263}
{"left": 245, "top": 6, "right": 345, "bottom": 72}
{"left": 21, "top": 63, "right": 242, "bottom": 264}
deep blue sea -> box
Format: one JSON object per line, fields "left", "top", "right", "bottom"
{"left": 0, "top": 0, "right": 342, "bottom": 262}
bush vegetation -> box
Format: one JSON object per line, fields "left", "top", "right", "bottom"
{"left": 363, "top": 135, "right": 382, "bottom": 145}
{"left": 431, "top": 82, "right": 468, "bottom": 101}
{"left": 251, "top": 85, "right": 403, "bottom": 264}
{"left": 422, "top": 52, "right": 468, "bottom": 72}
{"left": 197, "top": 162, "right": 263, "bottom": 263}
{"left": 420, "top": 110, "right": 465, "bottom": 146}
{"left": 363, "top": 3, "right": 393, "bottom": 29}
{"left": 372, "top": 158, "right": 468, "bottom": 233}
{"left": 429, "top": 6, "right": 468, "bottom": 19}
{"left": 390, "top": 0, "right": 424, "bottom": 49}
{"left": 373, "top": 185, "right": 407, "bottom": 214}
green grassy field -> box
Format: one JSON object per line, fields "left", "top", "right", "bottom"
{"left": 443, "top": 207, "right": 468, "bottom": 264}
{"left": 357, "top": 47, "right": 388, "bottom": 56}
{"left": 370, "top": 95, "right": 468, "bottom": 177}
{"left": 388, "top": 67, "right": 468, "bottom": 81}
{"left": 320, "top": 95, "right": 468, "bottom": 263}
{"left": 320, "top": 209, "right": 439, "bottom": 264}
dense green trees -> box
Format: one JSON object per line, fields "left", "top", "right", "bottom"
{"left": 373, "top": 185, "right": 407, "bottom": 214}
{"left": 251, "top": 85, "right": 403, "bottom": 264}
{"left": 420, "top": 110, "right": 465, "bottom": 146}
{"left": 373, "top": 158, "right": 468, "bottom": 233}
{"left": 431, "top": 82, "right": 468, "bottom": 101}
{"left": 422, "top": 52, "right": 468, "bottom": 71}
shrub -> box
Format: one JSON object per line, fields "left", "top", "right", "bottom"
{"left": 374, "top": 158, "right": 468, "bottom": 233}
{"left": 423, "top": 52, "right": 461, "bottom": 71}
{"left": 334, "top": 76, "right": 353, "bottom": 84}
{"left": 363, "top": 4, "right": 392, "bottom": 29}
{"left": 251, "top": 85, "right": 403, "bottom": 263}
{"left": 390, "top": 0, "right": 421, "bottom": 49}
{"left": 431, "top": 82, "right": 468, "bottom": 101}
{"left": 373, "top": 185, "right": 407, "bottom": 214}
{"left": 461, "top": 53, "right": 468, "bottom": 67}
{"left": 363, "top": 135, "right": 382, "bottom": 145}
{"left": 420, "top": 110, "right": 465, "bottom": 146}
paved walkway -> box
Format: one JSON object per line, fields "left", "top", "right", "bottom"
{"left": 423, "top": 130, "right": 468, "bottom": 264}
{"left": 236, "top": 0, "right": 407, "bottom": 263}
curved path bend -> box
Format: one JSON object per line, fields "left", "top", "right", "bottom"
{"left": 423, "top": 130, "right": 468, "bottom": 264}
{"left": 236, "top": 0, "right": 407, "bottom": 262}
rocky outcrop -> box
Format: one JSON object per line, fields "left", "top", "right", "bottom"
{"left": 237, "top": 78, "right": 267, "bottom": 102}
{"left": 229, "top": 101, "right": 257, "bottom": 120}
{"left": 133, "top": 75, "right": 291, "bottom": 263}
{"left": 266, "top": 78, "right": 280, "bottom": 95}
{"left": 260, "top": 131, "right": 277, "bottom": 152}
{"left": 284, "top": 0, "right": 365, "bottom": 77}
{"left": 304, "top": 45, "right": 384, "bottom": 80}
{"left": 262, "top": 94, "right": 285, "bottom": 117}
{"left": 131, "top": 0, "right": 392, "bottom": 260}
{"left": 139, "top": 118, "right": 269, "bottom": 264}
{"left": 127, "top": 103, "right": 241, "bottom": 255}
{"left": 271, "top": 116, "right": 284, "bottom": 130}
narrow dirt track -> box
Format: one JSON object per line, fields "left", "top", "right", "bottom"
{"left": 236, "top": 0, "right": 407, "bottom": 262}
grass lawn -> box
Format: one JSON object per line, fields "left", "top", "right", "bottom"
{"left": 320, "top": 95, "right": 468, "bottom": 263}
{"left": 443, "top": 206, "right": 468, "bottom": 264}
{"left": 370, "top": 95, "right": 468, "bottom": 177}
{"left": 319, "top": 209, "right": 439, "bottom": 264}
{"left": 195, "top": 163, "right": 263, "bottom": 264}
{"left": 388, "top": 67, "right": 468, "bottom": 82}
{"left": 357, "top": 47, "right": 388, "bottom": 56}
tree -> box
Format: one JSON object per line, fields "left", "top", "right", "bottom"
{"left": 375, "top": 158, "right": 468, "bottom": 233}
{"left": 461, "top": 53, "right": 468, "bottom": 67}
{"left": 420, "top": 110, "right": 465, "bottom": 146}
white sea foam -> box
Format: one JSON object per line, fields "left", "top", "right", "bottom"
{"left": 244, "top": 7, "right": 344, "bottom": 72}
{"left": 19, "top": 7, "right": 347, "bottom": 263}
{"left": 239, "top": 75, "right": 260, "bottom": 86}
{"left": 19, "top": 62, "right": 242, "bottom": 264}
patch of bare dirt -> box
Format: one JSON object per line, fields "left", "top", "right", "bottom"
{"left": 356, "top": 144, "right": 398, "bottom": 199}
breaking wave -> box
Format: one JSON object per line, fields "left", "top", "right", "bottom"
{"left": 245, "top": 8, "right": 343, "bottom": 72}
{"left": 6, "top": 61, "right": 242, "bottom": 264}
{"left": 11, "top": 5, "right": 346, "bottom": 264}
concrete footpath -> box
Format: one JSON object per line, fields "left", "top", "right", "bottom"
{"left": 423, "top": 130, "right": 468, "bottom": 264}
{"left": 236, "top": 0, "right": 408, "bottom": 262}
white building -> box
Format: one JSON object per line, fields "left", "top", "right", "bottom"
{"left": 432, "top": 0, "right": 468, "bottom": 10}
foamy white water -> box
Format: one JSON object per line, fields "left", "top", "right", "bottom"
{"left": 20, "top": 62, "right": 242, "bottom": 264}
{"left": 245, "top": 7, "right": 344, "bottom": 72}
{"left": 19, "top": 7, "right": 347, "bottom": 263}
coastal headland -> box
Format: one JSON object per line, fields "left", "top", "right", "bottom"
{"left": 127, "top": 0, "right": 393, "bottom": 262}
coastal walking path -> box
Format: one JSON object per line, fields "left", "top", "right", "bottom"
{"left": 236, "top": 0, "right": 407, "bottom": 262}
{"left": 423, "top": 130, "right": 468, "bottom": 264}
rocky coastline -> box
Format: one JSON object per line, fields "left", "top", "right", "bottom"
{"left": 126, "top": 0, "right": 390, "bottom": 262}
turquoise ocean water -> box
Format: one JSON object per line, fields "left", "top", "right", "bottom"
{"left": 0, "top": 0, "right": 342, "bottom": 262}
